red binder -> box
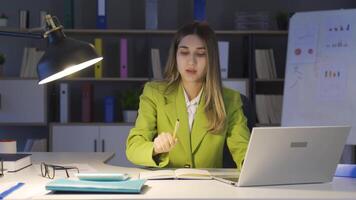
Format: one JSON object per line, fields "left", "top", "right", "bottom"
{"left": 81, "top": 83, "right": 93, "bottom": 122}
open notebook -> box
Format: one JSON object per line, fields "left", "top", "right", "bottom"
{"left": 139, "top": 169, "right": 212, "bottom": 180}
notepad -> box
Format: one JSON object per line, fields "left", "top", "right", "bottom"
{"left": 139, "top": 169, "right": 212, "bottom": 180}
{"left": 46, "top": 179, "right": 146, "bottom": 193}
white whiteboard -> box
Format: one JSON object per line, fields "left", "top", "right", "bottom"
{"left": 282, "top": 9, "right": 356, "bottom": 144}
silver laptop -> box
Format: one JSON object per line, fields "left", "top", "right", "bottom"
{"left": 233, "top": 126, "right": 350, "bottom": 187}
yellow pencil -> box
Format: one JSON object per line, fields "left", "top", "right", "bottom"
{"left": 172, "top": 119, "right": 180, "bottom": 139}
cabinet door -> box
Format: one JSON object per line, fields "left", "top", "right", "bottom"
{"left": 99, "top": 125, "right": 134, "bottom": 167}
{"left": 51, "top": 125, "right": 99, "bottom": 152}
{"left": 0, "top": 79, "right": 46, "bottom": 123}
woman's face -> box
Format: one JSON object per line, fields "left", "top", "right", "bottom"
{"left": 176, "top": 34, "right": 207, "bottom": 84}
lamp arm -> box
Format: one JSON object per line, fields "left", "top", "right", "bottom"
{"left": 0, "top": 30, "right": 43, "bottom": 39}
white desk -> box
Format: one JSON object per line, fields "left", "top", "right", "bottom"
{"left": 0, "top": 152, "right": 355, "bottom": 200}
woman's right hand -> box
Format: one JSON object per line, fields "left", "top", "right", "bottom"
{"left": 153, "top": 132, "right": 178, "bottom": 156}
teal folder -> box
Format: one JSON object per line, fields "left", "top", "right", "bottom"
{"left": 45, "top": 179, "right": 146, "bottom": 193}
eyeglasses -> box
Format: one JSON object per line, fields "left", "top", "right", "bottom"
{"left": 0, "top": 159, "right": 3, "bottom": 177}
{"left": 40, "top": 162, "right": 79, "bottom": 179}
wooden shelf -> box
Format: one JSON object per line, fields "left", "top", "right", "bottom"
{"left": 59, "top": 77, "right": 150, "bottom": 82}
{"left": 1, "top": 28, "right": 288, "bottom": 35}
{"left": 50, "top": 122, "right": 135, "bottom": 126}
{"left": 255, "top": 78, "right": 284, "bottom": 82}
{"left": 0, "top": 123, "right": 47, "bottom": 126}
{"left": 0, "top": 77, "right": 38, "bottom": 80}
{"left": 255, "top": 80, "right": 284, "bottom": 95}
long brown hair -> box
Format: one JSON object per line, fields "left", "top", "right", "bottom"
{"left": 164, "top": 22, "right": 226, "bottom": 133}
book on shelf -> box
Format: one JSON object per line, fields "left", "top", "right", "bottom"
{"left": 24, "top": 138, "right": 47, "bottom": 152}
{"left": 94, "top": 38, "right": 103, "bottom": 78}
{"left": 218, "top": 41, "right": 229, "bottom": 79}
{"left": 150, "top": 48, "right": 162, "bottom": 80}
{"left": 19, "top": 47, "right": 44, "bottom": 78}
{"left": 96, "top": 0, "right": 107, "bottom": 29}
{"left": 39, "top": 10, "right": 48, "bottom": 28}
{"left": 120, "top": 38, "right": 128, "bottom": 78}
{"left": 81, "top": 83, "right": 92, "bottom": 122}
{"left": 19, "top": 10, "right": 29, "bottom": 29}
{"left": 145, "top": 0, "right": 158, "bottom": 29}
{"left": 139, "top": 168, "right": 212, "bottom": 180}
{"left": 60, "top": 83, "right": 70, "bottom": 123}
{"left": 0, "top": 153, "right": 32, "bottom": 172}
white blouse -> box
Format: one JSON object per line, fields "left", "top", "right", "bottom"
{"left": 183, "top": 87, "right": 203, "bottom": 132}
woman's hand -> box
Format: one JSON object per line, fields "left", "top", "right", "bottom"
{"left": 153, "top": 132, "right": 178, "bottom": 156}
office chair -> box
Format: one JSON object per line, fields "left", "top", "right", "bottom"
{"left": 222, "top": 93, "right": 255, "bottom": 168}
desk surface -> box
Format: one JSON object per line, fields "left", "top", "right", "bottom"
{"left": 0, "top": 152, "right": 355, "bottom": 200}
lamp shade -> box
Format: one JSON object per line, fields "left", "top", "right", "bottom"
{"left": 37, "top": 37, "right": 102, "bottom": 84}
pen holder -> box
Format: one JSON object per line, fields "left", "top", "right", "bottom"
{"left": 0, "top": 139, "right": 17, "bottom": 153}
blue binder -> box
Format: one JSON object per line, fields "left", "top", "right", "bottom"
{"left": 194, "top": 0, "right": 206, "bottom": 22}
{"left": 104, "top": 96, "right": 115, "bottom": 123}
{"left": 46, "top": 179, "right": 146, "bottom": 193}
{"left": 96, "top": 0, "right": 107, "bottom": 29}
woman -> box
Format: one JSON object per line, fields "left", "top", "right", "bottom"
{"left": 126, "top": 22, "right": 250, "bottom": 170}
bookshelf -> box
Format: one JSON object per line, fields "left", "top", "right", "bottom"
{"left": 1, "top": 0, "right": 352, "bottom": 154}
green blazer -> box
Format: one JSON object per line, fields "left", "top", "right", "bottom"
{"left": 126, "top": 81, "right": 250, "bottom": 170}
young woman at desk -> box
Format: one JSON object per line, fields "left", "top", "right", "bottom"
{"left": 126, "top": 22, "right": 250, "bottom": 170}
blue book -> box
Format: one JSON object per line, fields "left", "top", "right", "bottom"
{"left": 96, "top": 0, "right": 107, "bottom": 29}
{"left": 194, "top": 0, "right": 206, "bottom": 22}
{"left": 335, "top": 164, "right": 356, "bottom": 178}
{"left": 104, "top": 96, "right": 115, "bottom": 123}
{"left": 46, "top": 179, "right": 146, "bottom": 193}
{"left": 145, "top": 0, "right": 158, "bottom": 29}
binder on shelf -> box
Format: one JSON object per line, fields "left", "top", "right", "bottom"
{"left": 19, "top": 10, "right": 29, "bottom": 29}
{"left": 145, "top": 0, "right": 158, "bottom": 30}
{"left": 60, "top": 83, "right": 70, "bottom": 123}
{"left": 120, "top": 38, "right": 128, "bottom": 78}
{"left": 104, "top": 96, "right": 115, "bottom": 123}
{"left": 96, "top": 0, "right": 107, "bottom": 29}
{"left": 94, "top": 38, "right": 103, "bottom": 78}
{"left": 151, "top": 48, "right": 162, "bottom": 80}
{"left": 218, "top": 41, "right": 229, "bottom": 79}
{"left": 63, "top": 0, "right": 74, "bottom": 28}
{"left": 193, "top": 0, "right": 206, "bottom": 22}
{"left": 81, "top": 83, "right": 92, "bottom": 123}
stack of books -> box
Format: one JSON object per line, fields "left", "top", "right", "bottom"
{"left": 0, "top": 153, "right": 32, "bottom": 172}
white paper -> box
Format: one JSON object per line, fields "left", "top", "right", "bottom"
{"left": 321, "top": 18, "right": 352, "bottom": 54}
{"left": 289, "top": 24, "right": 318, "bottom": 64}
{"left": 317, "top": 63, "right": 347, "bottom": 101}
{"left": 287, "top": 64, "right": 304, "bottom": 89}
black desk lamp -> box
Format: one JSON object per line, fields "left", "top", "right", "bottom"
{"left": 0, "top": 15, "right": 103, "bottom": 84}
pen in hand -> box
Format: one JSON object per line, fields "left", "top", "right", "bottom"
{"left": 172, "top": 119, "right": 180, "bottom": 139}
{"left": 0, "top": 182, "right": 25, "bottom": 199}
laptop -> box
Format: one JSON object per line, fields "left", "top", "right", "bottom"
{"left": 223, "top": 126, "right": 351, "bottom": 187}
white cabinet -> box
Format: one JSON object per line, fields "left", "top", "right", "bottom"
{"left": 0, "top": 79, "right": 46, "bottom": 124}
{"left": 50, "top": 124, "right": 134, "bottom": 167}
